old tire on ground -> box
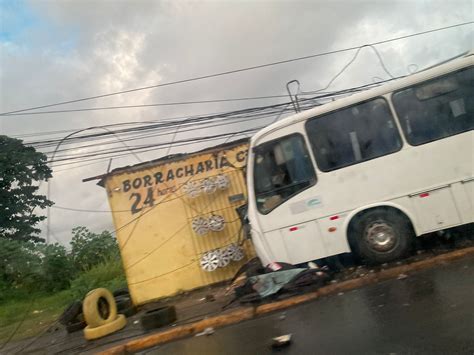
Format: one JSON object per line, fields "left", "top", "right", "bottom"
{"left": 59, "top": 301, "right": 82, "bottom": 326}
{"left": 83, "top": 314, "right": 126, "bottom": 340}
{"left": 141, "top": 306, "right": 177, "bottom": 331}
{"left": 115, "top": 296, "right": 133, "bottom": 312}
{"left": 112, "top": 287, "right": 129, "bottom": 298}
{"left": 122, "top": 306, "right": 137, "bottom": 318}
{"left": 350, "top": 209, "right": 413, "bottom": 264}
{"left": 65, "top": 321, "right": 87, "bottom": 334}
{"left": 82, "top": 288, "right": 117, "bottom": 328}
{"left": 115, "top": 295, "right": 137, "bottom": 317}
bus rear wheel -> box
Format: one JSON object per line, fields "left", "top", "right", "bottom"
{"left": 350, "top": 209, "right": 413, "bottom": 264}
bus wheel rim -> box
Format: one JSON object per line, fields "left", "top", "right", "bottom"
{"left": 364, "top": 221, "right": 397, "bottom": 252}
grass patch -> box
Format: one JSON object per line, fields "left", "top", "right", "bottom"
{"left": 0, "top": 258, "right": 127, "bottom": 344}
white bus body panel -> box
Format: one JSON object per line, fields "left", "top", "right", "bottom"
{"left": 247, "top": 54, "right": 473, "bottom": 266}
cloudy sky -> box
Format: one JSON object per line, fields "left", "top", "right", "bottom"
{"left": 0, "top": 0, "right": 472, "bottom": 245}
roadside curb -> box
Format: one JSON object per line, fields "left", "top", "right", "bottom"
{"left": 100, "top": 246, "right": 474, "bottom": 354}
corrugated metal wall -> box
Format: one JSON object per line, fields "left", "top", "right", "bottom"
{"left": 104, "top": 142, "right": 253, "bottom": 305}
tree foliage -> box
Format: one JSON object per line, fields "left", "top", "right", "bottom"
{"left": 0, "top": 226, "right": 121, "bottom": 299}
{"left": 0, "top": 135, "right": 53, "bottom": 242}
{"left": 71, "top": 226, "right": 119, "bottom": 271}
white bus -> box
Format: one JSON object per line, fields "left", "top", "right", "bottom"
{"left": 246, "top": 52, "right": 473, "bottom": 265}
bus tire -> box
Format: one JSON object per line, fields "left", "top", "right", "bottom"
{"left": 82, "top": 288, "right": 117, "bottom": 328}
{"left": 350, "top": 209, "right": 413, "bottom": 264}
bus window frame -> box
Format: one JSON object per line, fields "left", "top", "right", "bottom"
{"left": 304, "top": 96, "right": 404, "bottom": 173}
{"left": 391, "top": 66, "right": 473, "bottom": 147}
{"left": 253, "top": 132, "right": 317, "bottom": 215}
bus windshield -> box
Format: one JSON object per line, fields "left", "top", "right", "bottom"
{"left": 253, "top": 134, "right": 316, "bottom": 214}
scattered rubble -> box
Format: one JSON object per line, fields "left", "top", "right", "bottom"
{"left": 271, "top": 334, "right": 292, "bottom": 348}
{"left": 195, "top": 327, "right": 215, "bottom": 337}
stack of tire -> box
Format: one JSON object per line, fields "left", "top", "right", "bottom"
{"left": 112, "top": 287, "right": 137, "bottom": 318}
{"left": 82, "top": 288, "right": 127, "bottom": 340}
{"left": 58, "top": 287, "right": 136, "bottom": 340}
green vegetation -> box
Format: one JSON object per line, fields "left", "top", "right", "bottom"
{"left": 0, "top": 136, "right": 126, "bottom": 345}
{"left": 0, "top": 135, "right": 53, "bottom": 242}
{"left": 0, "top": 227, "right": 126, "bottom": 345}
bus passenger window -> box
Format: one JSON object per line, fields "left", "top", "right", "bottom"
{"left": 253, "top": 135, "right": 316, "bottom": 214}
{"left": 305, "top": 98, "right": 402, "bottom": 172}
{"left": 392, "top": 66, "right": 473, "bottom": 146}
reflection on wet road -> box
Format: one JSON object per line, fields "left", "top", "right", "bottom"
{"left": 146, "top": 258, "right": 474, "bottom": 355}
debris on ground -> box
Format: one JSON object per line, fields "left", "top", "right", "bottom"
{"left": 223, "top": 259, "right": 330, "bottom": 307}
{"left": 195, "top": 327, "right": 215, "bottom": 337}
{"left": 271, "top": 334, "right": 292, "bottom": 348}
{"left": 205, "top": 294, "right": 216, "bottom": 302}
{"left": 397, "top": 273, "right": 408, "bottom": 280}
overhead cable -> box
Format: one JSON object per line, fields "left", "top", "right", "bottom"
{"left": 1, "top": 21, "right": 470, "bottom": 116}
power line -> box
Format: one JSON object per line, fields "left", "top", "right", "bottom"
{"left": 42, "top": 113, "right": 277, "bottom": 157}
{"left": 28, "top": 82, "right": 389, "bottom": 152}
{"left": 1, "top": 21, "right": 471, "bottom": 116}
{"left": 47, "top": 127, "right": 261, "bottom": 164}
{"left": 15, "top": 79, "right": 398, "bottom": 142}
{"left": 25, "top": 101, "right": 289, "bottom": 147}
{"left": 128, "top": 260, "right": 196, "bottom": 285}
{"left": 3, "top": 95, "right": 289, "bottom": 116}
{"left": 14, "top": 76, "right": 406, "bottom": 172}
{"left": 52, "top": 205, "right": 130, "bottom": 213}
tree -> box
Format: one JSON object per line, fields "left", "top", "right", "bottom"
{"left": 40, "top": 243, "right": 76, "bottom": 292}
{"left": 0, "top": 135, "right": 53, "bottom": 242}
{"left": 70, "top": 226, "right": 119, "bottom": 270}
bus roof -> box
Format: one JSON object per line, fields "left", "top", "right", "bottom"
{"left": 251, "top": 51, "right": 473, "bottom": 146}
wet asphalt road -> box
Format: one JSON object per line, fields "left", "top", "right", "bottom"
{"left": 145, "top": 258, "right": 474, "bottom": 355}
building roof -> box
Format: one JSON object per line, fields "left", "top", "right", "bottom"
{"left": 83, "top": 137, "right": 249, "bottom": 187}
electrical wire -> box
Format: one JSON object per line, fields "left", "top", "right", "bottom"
{"left": 40, "top": 112, "right": 273, "bottom": 156}
{"left": 127, "top": 260, "right": 197, "bottom": 285}
{"left": 51, "top": 205, "right": 129, "bottom": 213}
{"left": 13, "top": 82, "right": 385, "bottom": 142}
{"left": 300, "top": 44, "right": 395, "bottom": 98}
{"left": 46, "top": 128, "right": 261, "bottom": 164}
{"left": 3, "top": 95, "right": 289, "bottom": 116}
{"left": 118, "top": 164, "right": 245, "bottom": 260}
{"left": 31, "top": 82, "right": 392, "bottom": 165}
{"left": 1, "top": 21, "right": 471, "bottom": 116}
{"left": 19, "top": 79, "right": 399, "bottom": 148}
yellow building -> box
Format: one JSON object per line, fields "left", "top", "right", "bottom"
{"left": 92, "top": 139, "right": 252, "bottom": 305}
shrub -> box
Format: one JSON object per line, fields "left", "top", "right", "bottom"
{"left": 40, "top": 243, "right": 76, "bottom": 292}
{"left": 0, "top": 238, "right": 42, "bottom": 291}
{"left": 68, "top": 258, "right": 127, "bottom": 299}
{"left": 70, "top": 227, "right": 120, "bottom": 271}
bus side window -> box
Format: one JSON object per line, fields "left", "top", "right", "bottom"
{"left": 392, "top": 66, "right": 474, "bottom": 146}
{"left": 305, "top": 97, "right": 402, "bottom": 172}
